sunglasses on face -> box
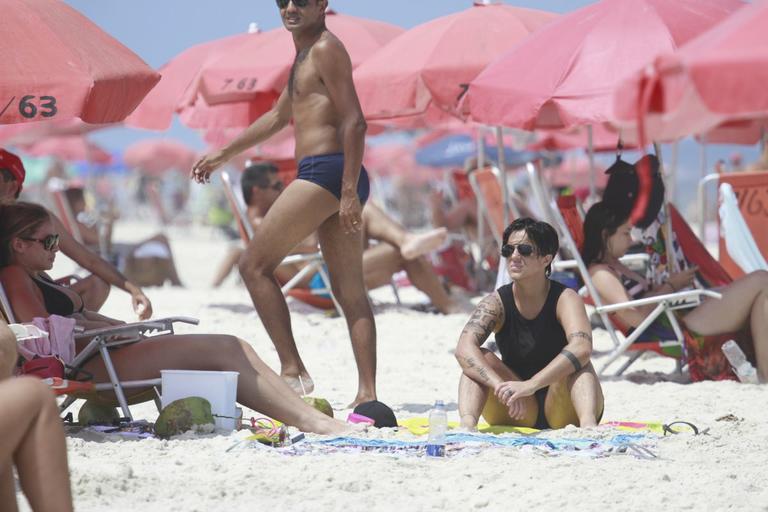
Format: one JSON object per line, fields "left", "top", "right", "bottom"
{"left": 21, "top": 234, "right": 60, "bottom": 252}
{"left": 501, "top": 243, "right": 535, "bottom": 258}
{"left": 276, "top": 0, "right": 310, "bottom": 8}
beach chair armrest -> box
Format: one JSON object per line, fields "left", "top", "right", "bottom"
{"left": 74, "top": 316, "right": 199, "bottom": 340}
{"left": 597, "top": 289, "right": 722, "bottom": 314}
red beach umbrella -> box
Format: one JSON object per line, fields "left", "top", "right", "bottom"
{"left": 196, "top": 10, "right": 403, "bottom": 107}
{"left": 353, "top": 1, "right": 557, "bottom": 122}
{"left": 20, "top": 136, "right": 112, "bottom": 164}
{"left": 0, "top": 0, "right": 160, "bottom": 125}
{"left": 464, "top": 0, "right": 743, "bottom": 131}
{"left": 614, "top": 1, "right": 768, "bottom": 142}
{"left": 124, "top": 139, "right": 198, "bottom": 175}
{"left": 126, "top": 31, "right": 258, "bottom": 131}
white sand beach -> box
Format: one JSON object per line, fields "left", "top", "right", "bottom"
{"left": 18, "top": 222, "right": 768, "bottom": 512}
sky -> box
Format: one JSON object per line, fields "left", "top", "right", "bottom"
{"left": 61, "top": 0, "right": 761, "bottom": 209}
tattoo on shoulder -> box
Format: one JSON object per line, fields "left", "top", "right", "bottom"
{"left": 460, "top": 294, "right": 502, "bottom": 346}
{"left": 567, "top": 331, "right": 592, "bottom": 342}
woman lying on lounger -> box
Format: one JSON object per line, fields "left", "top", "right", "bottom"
{"left": 0, "top": 202, "right": 351, "bottom": 435}
{"left": 582, "top": 201, "right": 768, "bottom": 381}
{"left": 455, "top": 218, "right": 604, "bottom": 430}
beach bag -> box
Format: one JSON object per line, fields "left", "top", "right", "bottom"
{"left": 603, "top": 155, "right": 665, "bottom": 228}
{"left": 20, "top": 356, "right": 66, "bottom": 379}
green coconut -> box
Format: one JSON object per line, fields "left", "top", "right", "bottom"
{"left": 154, "top": 397, "right": 215, "bottom": 438}
{"left": 302, "top": 396, "right": 334, "bottom": 418}
{"left": 78, "top": 400, "right": 120, "bottom": 425}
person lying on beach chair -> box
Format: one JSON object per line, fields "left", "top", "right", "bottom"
{"left": 213, "top": 162, "right": 463, "bottom": 314}
{"left": 0, "top": 320, "right": 74, "bottom": 512}
{"left": 582, "top": 201, "right": 768, "bottom": 382}
{"left": 0, "top": 202, "right": 354, "bottom": 435}
{"left": 456, "top": 218, "right": 604, "bottom": 430}
{"left": 0, "top": 148, "right": 154, "bottom": 320}
{"left": 61, "top": 186, "right": 183, "bottom": 288}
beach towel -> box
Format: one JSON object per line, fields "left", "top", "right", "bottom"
{"left": 719, "top": 183, "right": 768, "bottom": 274}
{"left": 16, "top": 315, "right": 76, "bottom": 365}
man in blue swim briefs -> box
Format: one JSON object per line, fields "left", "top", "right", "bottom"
{"left": 192, "top": 0, "right": 376, "bottom": 406}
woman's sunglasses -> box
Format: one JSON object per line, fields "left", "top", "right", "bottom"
{"left": 501, "top": 243, "right": 534, "bottom": 258}
{"left": 21, "top": 234, "right": 60, "bottom": 252}
{"left": 276, "top": 0, "right": 310, "bottom": 8}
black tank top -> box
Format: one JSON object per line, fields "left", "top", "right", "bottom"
{"left": 494, "top": 280, "right": 568, "bottom": 380}
{"left": 32, "top": 274, "right": 82, "bottom": 316}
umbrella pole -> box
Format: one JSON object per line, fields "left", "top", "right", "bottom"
{"left": 669, "top": 140, "right": 679, "bottom": 206}
{"left": 587, "top": 125, "right": 596, "bottom": 204}
{"left": 496, "top": 125, "right": 510, "bottom": 228}
{"left": 653, "top": 142, "right": 679, "bottom": 275}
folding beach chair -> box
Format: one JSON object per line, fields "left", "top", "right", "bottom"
{"left": 0, "top": 281, "right": 199, "bottom": 420}
{"left": 552, "top": 195, "right": 722, "bottom": 375}
{"left": 221, "top": 170, "right": 342, "bottom": 313}
{"left": 698, "top": 170, "right": 768, "bottom": 279}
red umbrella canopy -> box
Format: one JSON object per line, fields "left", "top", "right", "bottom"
{"left": 126, "top": 32, "right": 257, "bottom": 131}
{"left": 0, "top": 0, "right": 160, "bottom": 125}
{"left": 196, "top": 10, "right": 404, "bottom": 106}
{"left": 354, "top": 2, "right": 557, "bottom": 122}
{"left": 124, "top": 139, "right": 198, "bottom": 175}
{"left": 614, "top": 0, "right": 768, "bottom": 142}
{"left": 19, "top": 136, "right": 112, "bottom": 164}
{"left": 464, "top": 0, "right": 743, "bottom": 131}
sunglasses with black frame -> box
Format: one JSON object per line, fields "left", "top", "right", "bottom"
{"left": 276, "top": 0, "right": 310, "bottom": 8}
{"left": 21, "top": 234, "right": 60, "bottom": 252}
{"left": 500, "top": 243, "right": 535, "bottom": 258}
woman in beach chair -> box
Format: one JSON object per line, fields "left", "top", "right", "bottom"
{"left": 582, "top": 201, "right": 768, "bottom": 381}
{"left": 1, "top": 321, "right": 74, "bottom": 512}
{"left": 456, "top": 218, "right": 604, "bottom": 430}
{"left": 1, "top": 148, "right": 154, "bottom": 320}
{"left": 0, "top": 202, "right": 352, "bottom": 436}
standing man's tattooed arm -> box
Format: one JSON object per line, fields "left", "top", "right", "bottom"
{"left": 455, "top": 293, "right": 505, "bottom": 387}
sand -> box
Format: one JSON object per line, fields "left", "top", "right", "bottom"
{"left": 16, "top": 221, "right": 768, "bottom": 512}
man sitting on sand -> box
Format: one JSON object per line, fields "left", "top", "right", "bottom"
{"left": 0, "top": 149, "right": 154, "bottom": 320}
{"left": 455, "top": 218, "right": 604, "bottom": 430}
{"left": 213, "top": 162, "right": 464, "bottom": 314}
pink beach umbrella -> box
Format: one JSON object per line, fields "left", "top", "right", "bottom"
{"left": 20, "top": 136, "right": 112, "bottom": 164}
{"left": 0, "top": 0, "right": 159, "bottom": 125}
{"left": 614, "top": 0, "right": 768, "bottom": 143}
{"left": 125, "top": 31, "right": 258, "bottom": 131}
{"left": 353, "top": 1, "right": 557, "bottom": 123}
{"left": 196, "top": 10, "right": 403, "bottom": 107}
{"left": 124, "top": 139, "right": 198, "bottom": 175}
{"left": 0, "top": 119, "right": 110, "bottom": 146}
{"left": 464, "top": 0, "right": 743, "bottom": 132}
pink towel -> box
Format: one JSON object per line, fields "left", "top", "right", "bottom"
{"left": 17, "top": 315, "right": 76, "bottom": 365}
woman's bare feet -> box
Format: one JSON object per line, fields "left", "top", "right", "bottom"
{"left": 400, "top": 228, "right": 448, "bottom": 260}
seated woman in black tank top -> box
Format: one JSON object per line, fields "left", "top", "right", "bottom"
{"left": 455, "top": 218, "right": 604, "bottom": 430}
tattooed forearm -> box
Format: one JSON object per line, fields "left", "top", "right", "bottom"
{"left": 461, "top": 356, "right": 491, "bottom": 384}
{"left": 567, "top": 331, "right": 592, "bottom": 343}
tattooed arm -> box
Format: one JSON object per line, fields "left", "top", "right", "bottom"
{"left": 526, "top": 288, "right": 594, "bottom": 391}
{"left": 454, "top": 292, "right": 505, "bottom": 388}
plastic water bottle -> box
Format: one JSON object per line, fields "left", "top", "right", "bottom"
{"left": 721, "top": 340, "right": 759, "bottom": 384}
{"left": 426, "top": 400, "right": 447, "bottom": 457}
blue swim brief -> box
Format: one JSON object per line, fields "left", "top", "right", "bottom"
{"left": 297, "top": 152, "right": 370, "bottom": 205}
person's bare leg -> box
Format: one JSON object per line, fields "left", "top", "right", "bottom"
{"left": 0, "top": 378, "right": 73, "bottom": 512}
{"left": 684, "top": 271, "right": 768, "bottom": 379}
{"left": 80, "top": 334, "right": 351, "bottom": 435}
{"left": 211, "top": 247, "right": 243, "bottom": 287}
{"left": 401, "top": 256, "right": 460, "bottom": 314}
{"left": 363, "top": 203, "right": 447, "bottom": 260}
{"left": 318, "top": 212, "right": 377, "bottom": 408}
{"left": 545, "top": 363, "right": 604, "bottom": 428}
{"left": 0, "top": 464, "right": 17, "bottom": 512}
{"left": 238, "top": 181, "right": 339, "bottom": 393}
{"left": 458, "top": 348, "right": 538, "bottom": 429}
{"left": 69, "top": 274, "right": 110, "bottom": 311}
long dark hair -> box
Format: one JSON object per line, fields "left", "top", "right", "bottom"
{"left": 0, "top": 202, "right": 51, "bottom": 267}
{"left": 581, "top": 201, "right": 629, "bottom": 266}
{"left": 502, "top": 217, "right": 559, "bottom": 277}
